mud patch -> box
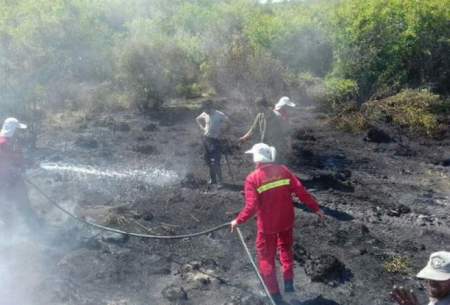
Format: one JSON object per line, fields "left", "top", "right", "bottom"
{"left": 304, "top": 254, "right": 350, "bottom": 285}
{"left": 74, "top": 136, "right": 99, "bottom": 149}
{"left": 302, "top": 173, "right": 354, "bottom": 192}
{"left": 162, "top": 285, "right": 188, "bottom": 302}
{"left": 143, "top": 123, "right": 158, "bottom": 132}
{"left": 132, "top": 144, "right": 158, "bottom": 155}
{"left": 181, "top": 173, "right": 206, "bottom": 189}
{"left": 364, "top": 128, "right": 393, "bottom": 143}
{"left": 295, "top": 296, "right": 341, "bottom": 305}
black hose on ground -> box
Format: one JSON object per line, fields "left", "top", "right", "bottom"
{"left": 26, "top": 177, "right": 276, "bottom": 304}
{"left": 26, "top": 177, "right": 230, "bottom": 239}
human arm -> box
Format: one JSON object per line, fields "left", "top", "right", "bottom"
{"left": 390, "top": 286, "right": 421, "bottom": 305}
{"left": 239, "top": 113, "right": 260, "bottom": 143}
{"left": 291, "top": 173, "right": 324, "bottom": 221}
{"left": 223, "top": 115, "right": 232, "bottom": 135}
{"left": 231, "top": 177, "right": 259, "bottom": 232}
{"left": 195, "top": 112, "right": 207, "bottom": 132}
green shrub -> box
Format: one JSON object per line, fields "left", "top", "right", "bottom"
{"left": 271, "top": 26, "right": 333, "bottom": 77}
{"left": 330, "top": 0, "right": 450, "bottom": 99}
{"left": 384, "top": 256, "right": 410, "bottom": 274}
{"left": 175, "top": 83, "right": 202, "bottom": 99}
{"left": 205, "top": 34, "right": 287, "bottom": 101}
{"left": 322, "top": 78, "right": 359, "bottom": 112}
{"left": 364, "top": 89, "right": 448, "bottom": 137}
{"left": 331, "top": 109, "right": 369, "bottom": 133}
{"left": 117, "top": 40, "right": 200, "bottom": 111}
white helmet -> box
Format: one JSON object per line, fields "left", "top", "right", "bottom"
{"left": 245, "top": 143, "right": 276, "bottom": 163}
{"left": 274, "top": 96, "right": 296, "bottom": 111}
{"left": 0, "top": 117, "right": 27, "bottom": 138}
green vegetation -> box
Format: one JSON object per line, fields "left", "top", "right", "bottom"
{"left": 364, "top": 89, "right": 449, "bottom": 137}
{"left": 0, "top": 0, "right": 449, "bottom": 137}
{"left": 384, "top": 256, "right": 410, "bottom": 274}
{"left": 331, "top": 0, "right": 450, "bottom": 100}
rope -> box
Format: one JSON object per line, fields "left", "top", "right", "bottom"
{"left": 25, "top": 178, "right": 230, "bottom": 239}
{"left": 236, "top": 227, "right": 277, "bottom": 305}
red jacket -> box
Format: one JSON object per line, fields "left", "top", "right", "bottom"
{"left": 0, "top": 136, "right": 24, "bottom": 185}
{"left": 236, "top": 163, "right": 320, "bottom": 234}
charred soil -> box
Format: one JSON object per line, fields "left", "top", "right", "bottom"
{"left": 10, "top": 102, "right": 450, "bottom": 305}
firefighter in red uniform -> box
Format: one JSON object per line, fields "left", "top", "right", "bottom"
{"left": 0, "top": 117, "right": 42, "bottom": 232}
{"left": 231, "top": 143, "right": 324, "bottom": 304}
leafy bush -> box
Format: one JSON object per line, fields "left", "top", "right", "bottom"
{"left": 1, "top": 0, "right": 449, "bottom": 123}
{"left": 331, "top": 108, "right": 369, "bottom": 133}
{"left": 117, "top": 39, "right": 200, "bottom": 111}
{"left": 364, "top": 89, "right": 448, "bottom": 137}
{"left": 384, "top": 256, "right": 410, "bottom": 274}
{"left": 330, "top": 0, "right": 450, "bottom": 99}
{"left": 175, "top": 83, "right": 202, "bottom": 99}
{"left": 271, "top": 25, "right": 333, "bottom": 77}
{"left": 205, "top": 34, "right": 287, "bottom": 102}
{"left": 322, "top": 78, "right": 359, "bottom": 112}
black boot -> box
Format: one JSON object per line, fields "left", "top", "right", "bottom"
{"left": 284, "top": 280, "right": 294, "bottom": 293}
{"left": 208, "top": 158, "right": 217, "bottom": 184}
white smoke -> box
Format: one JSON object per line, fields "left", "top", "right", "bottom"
{"left": 0, "top": 229, "right": 44, "bottom": 305}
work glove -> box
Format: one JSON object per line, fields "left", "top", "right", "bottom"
{"left": 230, "top": 219, "right": 238, "bottom": 232}
{"left": 316, "top": 209, "right": 325, "bottom": 222}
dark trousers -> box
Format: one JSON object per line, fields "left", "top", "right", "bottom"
{"left": 203, "top": 137, "right": 223, "bottom": 184}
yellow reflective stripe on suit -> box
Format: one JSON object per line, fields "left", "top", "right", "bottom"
{"left": 257, "top": 179, "right": 290, "bottom": 194}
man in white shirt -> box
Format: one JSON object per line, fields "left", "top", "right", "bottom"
{"left": 391, "top": 251, "right": 450, "bottom": 305}
{"left": 196, "top": 100, "right": 230, "bottom": 187}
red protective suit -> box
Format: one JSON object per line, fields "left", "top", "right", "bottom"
{"left": 0, "top": 136, "right": 42, "bottom": 231}
{"left": 236, "top": 163, "right": 320, "bottom": 294}
{"left": 0, "top": 136, "right": 24, "bottom": 183}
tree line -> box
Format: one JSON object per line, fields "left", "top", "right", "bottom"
{"left": 0, "top": 0, "right": 449, "bottom": 135}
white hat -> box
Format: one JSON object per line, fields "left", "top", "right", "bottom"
{"left": 417, "top": 251, "right": 450, "bottom": 281}
{"left": 274, "top": 96, "right": 295, "bottom": 111}
{"left": 245, "top": 143, "right": 276, "bottom": 163}
{"left": 0, "top": 117, "right": 27, "bottom": 138}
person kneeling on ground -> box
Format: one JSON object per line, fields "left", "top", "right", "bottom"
{"left": 230, "top": 143, "right": 325, "bottom": 305}
{"left": 195, "top": 99, "right": 231, "bottom": 188}
{"left": 391, "top": 251, "right": 450, "bottom": 305}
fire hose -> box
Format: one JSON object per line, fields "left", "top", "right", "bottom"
{"left": 26, "top": 177, "right": 229, "bottom": 239}
{"left": 25, "top": 178, "right": 277, "bottom": 305}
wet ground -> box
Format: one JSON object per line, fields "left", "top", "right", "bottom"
{"left": 4, "top": 101, "right": 450, "bottom": 305}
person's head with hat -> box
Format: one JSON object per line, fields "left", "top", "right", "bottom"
{"left": 245, "top": 142, "right": 277, "bottom": 165}
{"left": 255, "top": 96, "right": 272, "bottom": 114}
{"left": 0, "top": 117, "right": 27, "bottom": 139}
{"left": 391, "top": 251, "right": 450, "bottom": 305}
{"left": 274, "top": 96, "right": 295, "bottom": 120}
{"left": 417, "top": 251, "right": 450, "bottom": 301}
{"left": 201, "top": 99, "right": 215, "bottom": 115}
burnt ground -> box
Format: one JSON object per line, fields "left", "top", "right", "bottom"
{"left": 3, "top": 100, "right": 450, "bottom": 305}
